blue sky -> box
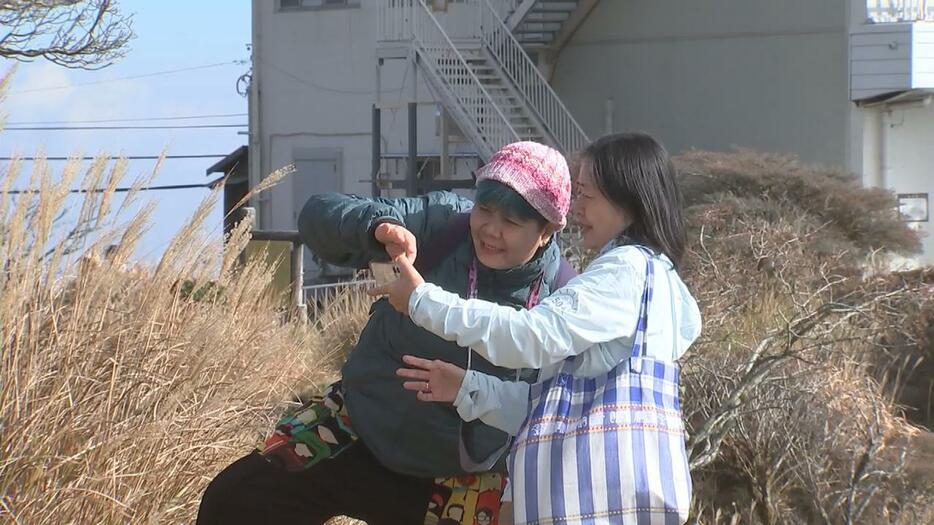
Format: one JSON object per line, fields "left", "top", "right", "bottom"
{"left": 0, "top": 0, "right": 251, "bottom": 261}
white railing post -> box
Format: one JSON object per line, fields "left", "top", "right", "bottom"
{"left": 866, "top": 0, "right": 934, "bottom": 22}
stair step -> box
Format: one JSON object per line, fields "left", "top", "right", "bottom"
{"left": 438, "top": 70, "right": 498, "bottom": 78}
{"left": 533, "top": 1, "right": 578, "bottom": 12}
{"left": 487, "top": 98, "right": 520, "bottom": 105}
{"left": 448, "top": 54, "right": 486, "bottom": 61}
{"left": 523, "top": 11, "right": 571, "bottom": 22}
{"left": 517, "top": 22, "right": 563, "bottom": 32}
{"left": 515, "top": 33, "right": 555, "bottom": 43}
{"left": 515, "top": 30, "right": 556, "bottom": 37}
{"left": 439, "top": 65, "right": 494, "bottom": 71}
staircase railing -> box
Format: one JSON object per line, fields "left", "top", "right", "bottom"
{"left": 378, "top": 0, "right": 411, "bottom": 41}
{"left": 498, "top": 0, "right": 525, "bottom": 20}
{"left": 867, "top": 0, "right": 934, "bottom": 22}
{"left": 477, "top": 0, "right": 589, "bottom": 153}
{"left": 378, "top": 0, "right": 519, "bottom": 159}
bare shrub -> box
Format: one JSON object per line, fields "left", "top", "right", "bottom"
{"left": 678, "top": 150, "right": 933, "bottom": 524}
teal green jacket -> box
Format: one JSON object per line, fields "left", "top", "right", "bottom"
{"left": 298, "top": 191, "right": 563, "bottom": 477}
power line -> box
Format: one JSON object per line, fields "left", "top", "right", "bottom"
{"left": 7, "top": 61, "right": 245, "bottom": 95}
{"left": 3, "top": 124, "right": 247, "bottom": 131}
{"left": 259, "top": 57, "right": 404, "bottom": 95}
{"left": 0, "top": 154, "right": 230, "bottom": 161}
{"left": 3, "top": 182, "right": 216, "bottom": 195}
{"left": 5, "top": 113, "right": 247, "bottom": 126}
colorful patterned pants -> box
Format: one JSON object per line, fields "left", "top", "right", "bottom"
{"left": 198, "top": 382, "right": 509, "bottom": 525}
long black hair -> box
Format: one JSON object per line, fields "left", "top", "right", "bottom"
{"left": 583, "top": 133, "right": 687, "bottom": 268}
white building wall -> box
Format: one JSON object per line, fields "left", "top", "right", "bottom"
{"left": 250, "top": 0, "right": 471, "bottom": 232}
{"left": 882, "top": 101, "right": 934, "bottom": 263}
{"left": 551, "top": 0, "right": 853, "bottom": 168}
{"left": 912, "top": 24, "right": 934, "bottom": 89}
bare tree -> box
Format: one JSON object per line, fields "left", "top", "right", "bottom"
{"left": 0, "top": 0, "right": 133, "bottom": 69}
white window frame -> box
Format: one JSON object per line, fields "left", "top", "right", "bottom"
{"left": 898, "top": 193, "right": 930, "bottom": 222}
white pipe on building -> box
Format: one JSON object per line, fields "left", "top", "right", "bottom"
{"left": 604, "top": 98, "right": 615, "bottom": 135}
{"left": 862, "top": 108, "right": 884, "bottom": 188}
{"left": 249, "top": 0, "right": 264, "bottom": 227}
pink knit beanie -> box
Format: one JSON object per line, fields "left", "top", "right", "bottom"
{"left": 475, "top": 141, "right": 571, "bottom": 228}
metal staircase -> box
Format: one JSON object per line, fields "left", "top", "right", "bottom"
{"left": 444, "top": 44, "right": 546, "bottom": 143}
{"left": 378, "top": 0, "right": 591, "bottom": 160}
{"left": 506, "top": 0, "right": 583, "bottom": 50}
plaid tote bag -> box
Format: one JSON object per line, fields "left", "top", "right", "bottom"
{"left": 509, "top": 247, "right": 691, "bottom": 525}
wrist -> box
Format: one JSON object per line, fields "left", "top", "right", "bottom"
{"left": 408, "top": 282, "right": 432, "bottom": 317}
{"left": 369, "top": 217, "right": 404, "bottom": 259}
{"left": 371, "top": 217, "right": 404, "bottom": 238}
{"left": 453, "top": 369, "right": 474, "bottom": 407}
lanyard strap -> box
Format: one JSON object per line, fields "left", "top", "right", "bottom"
{"left": 459, "top": 257, "right": 543, "bottom": 472}
{"left": 465, "top": 258, "right": 543, "bottom": 375}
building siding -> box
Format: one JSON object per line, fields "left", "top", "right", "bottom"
{"left": 552, "top": 0, "right": 851, "bottom": 167}
{"left": 850, "top": 22, "right": 913, "bottom": 99}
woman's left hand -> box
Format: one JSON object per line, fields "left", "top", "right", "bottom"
{"left": 396, "top": 355, "right": 466, "bottom": 403}
{"left": 367, "top": 254, "right": 425, "bottom": 315}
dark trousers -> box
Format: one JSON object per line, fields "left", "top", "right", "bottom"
{"left": 197, "top": 442, "right": 435, "bottom": 525}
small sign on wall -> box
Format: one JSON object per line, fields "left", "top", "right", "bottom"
{"left": 898, "top": 193, "right": 929, "bottom": 222}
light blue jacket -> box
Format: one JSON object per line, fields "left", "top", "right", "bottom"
{"left": 408, "top": 242, "right": 702, "bottom": 436}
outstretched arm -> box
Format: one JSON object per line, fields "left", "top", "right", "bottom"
{"left": 372, "top": 251, "right": 644, "bottom": 370}
{"left": 297, "top": 191, "right": 472, "bottom": 269}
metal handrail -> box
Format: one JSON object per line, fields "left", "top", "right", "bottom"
{"left": 249, "top": 228, "right": 305, "bottom": 314}
{"left": 478, "top": 0, "right": 589, "bottom": 153}
{"left": 378, "top": 0, "right": 412, "bottom": 41}
{"left": 380, "top": 0, "right": 519, "bottom": 158}
{"left": 499, "top": 0, "right": 525, "bottom": 21}
{"left": 867, "top": 0, "right": 934, "bottom": 22}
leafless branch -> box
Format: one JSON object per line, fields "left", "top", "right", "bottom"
{"left": 0, "top": 0, "right": 133, "bottom": 69}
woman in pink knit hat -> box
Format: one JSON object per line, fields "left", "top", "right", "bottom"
{"left": 199, "top": 141, "right": 575, "bottom": 525}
